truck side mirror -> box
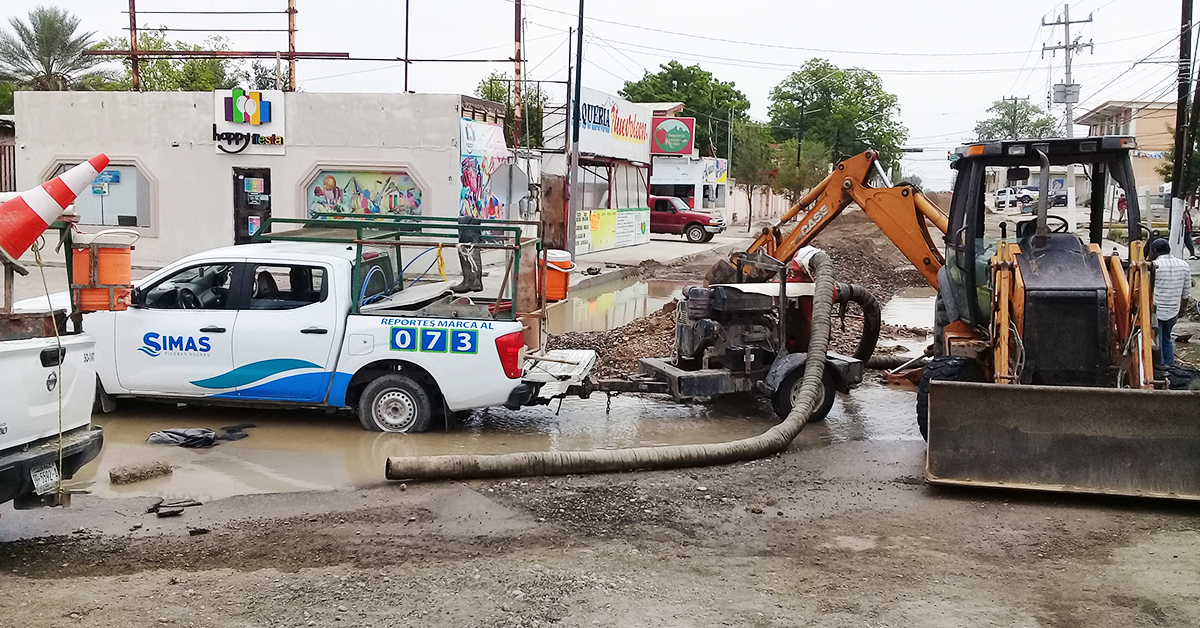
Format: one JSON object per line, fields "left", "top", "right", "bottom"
{"left": 130, "top": 286, "right": 145, "bottom": 307}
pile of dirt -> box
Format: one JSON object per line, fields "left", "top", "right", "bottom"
{"left": 809, "top": 208, "right": 930, "bottom": 300}
{"left": 546, "top": 304, "right": 677, "bottom": 378}
{"left": 640, "top": 208, "right": 929, "bottom": 302}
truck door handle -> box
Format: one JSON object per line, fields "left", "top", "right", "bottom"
{"left": 200, "top": 326, "right": 226, "bottom": 333}
{"left": 40, "top": 347, "right": 65, "bottom": 367}
{"left": 301, "top": 326, "right": 328, "bottom": 334}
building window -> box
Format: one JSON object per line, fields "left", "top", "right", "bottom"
{"left": 49, "top": 162, "right": 151, "bottom": 228}
{"left": 306, "top": 169, "right": 424, "bottom": 217}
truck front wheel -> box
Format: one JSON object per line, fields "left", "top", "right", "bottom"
{"left": 685, "top": 224, "right": 706, "bottom": 243}
{"left": 358, "top": 373, "right": 433, "bottom": 433}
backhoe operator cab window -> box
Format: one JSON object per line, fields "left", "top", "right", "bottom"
{"left": 143, "top": 264, "right": 234, "bottom": 310}
{"left": 947, "top": 139, "right": 1141, "bottom": 325}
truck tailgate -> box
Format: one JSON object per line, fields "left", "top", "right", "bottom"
{"left": 523, "top": 350, "right": 597, "bottom": 397}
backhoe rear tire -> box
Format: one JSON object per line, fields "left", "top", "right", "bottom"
{"left": 916, "top": 356, "right": 985, "bottom": 441}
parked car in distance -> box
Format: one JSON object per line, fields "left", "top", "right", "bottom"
{"left": 649, "top": 195, "right": 725, "bottom": 243}
{"left": 995, "top": 186, "right": 1039, "bottom": 209}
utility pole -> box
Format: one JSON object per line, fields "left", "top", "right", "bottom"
{"left": 287, "top": 0, "right": 296, "bottom": 91}
{"left": 513, "top": 0, "right": 523, "bottom": 149}
{"left": 403, "top": 0, "right": 410, "bottom": 92}
{"left": 568, "top": 6, "right": 585, "bottom": 256}
{"left": 1043, "top": 3, "right": 1093, "bottom": 230}
{"left": 1170, "top": 0, "right": 1194, "bottom": 257}
{"left": 1000, "top": 96, "right": 1029, "bottom": 140}
{"left": 128, "top": 0, "right": 139, "bottom": 91}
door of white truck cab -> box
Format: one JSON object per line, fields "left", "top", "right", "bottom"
{"left": 114, "top": 261, "right": 240, "bottom": 395}
{"left": 222, "top": 261, "right": 346, "bottom": 402}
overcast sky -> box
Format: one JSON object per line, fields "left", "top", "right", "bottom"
{"left": 5, "top": 0, "right": 1191, "bottom": 189}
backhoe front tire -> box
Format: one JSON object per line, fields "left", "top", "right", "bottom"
{"left": 916, "top": 356, "right": 985, "bottom": 441}
{"left": 358, "top": 373, "right": 433, "bottom": 433}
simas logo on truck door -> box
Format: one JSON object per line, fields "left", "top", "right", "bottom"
{"left": 139, "top": 332, "right": 212, "bottom": 358}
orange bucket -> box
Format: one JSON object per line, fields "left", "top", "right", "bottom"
{"left": 541, "top": 249, "right": 574, "bottom": 301}
{"left": 71, "top": 229, "right": 138, "bottom": 311}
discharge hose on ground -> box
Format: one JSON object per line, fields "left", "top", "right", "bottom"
{"left": 384, "top": 252, "right": 838, "bottom": 481}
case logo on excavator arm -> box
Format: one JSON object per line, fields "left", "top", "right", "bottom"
{"left": 799, "top": 205, "right": 829, "bottom": 236}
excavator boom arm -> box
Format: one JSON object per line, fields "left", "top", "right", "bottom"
{"left": 745, "top": 151, "right": 947, "bottom": 288}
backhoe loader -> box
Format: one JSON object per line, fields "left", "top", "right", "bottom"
{"left": 711, "top": 136, "right": 1200, "bottom": 500}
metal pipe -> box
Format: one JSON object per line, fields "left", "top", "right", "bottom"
{"left": 287, "top": 0, "right": 296, "bottom": 91}
{"left": 403, "top": 0, "right": 410, "bottom": 92}
{"left": 128, "top": 0, "right": 139, "bottom": 91}
{"left": 1035, "top": 149, "right": 1051, "bottom": 235}
{"left": 84, "top": 50, "right": 349, "bottom": 59}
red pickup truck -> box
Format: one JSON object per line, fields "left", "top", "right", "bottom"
{"left": 649, "top": 195, "right": 726, "bottom": 243}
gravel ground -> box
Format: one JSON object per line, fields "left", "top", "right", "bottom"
{"left": 3, "top": 437, "right": 1199, "bottom": 627}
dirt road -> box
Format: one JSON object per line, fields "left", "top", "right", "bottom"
{"left": 2, "top": 432, "right": 1198, "bottom": 628}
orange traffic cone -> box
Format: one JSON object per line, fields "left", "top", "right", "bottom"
{"left": 0, "top": 154, "right": 110, "bottom": 263}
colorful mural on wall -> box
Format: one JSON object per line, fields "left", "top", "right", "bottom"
{"left": 460, "top": 119, "right": 510, "bottom": 219}
{"left": 306, "top": 170, "right": 423, "bottom": 217}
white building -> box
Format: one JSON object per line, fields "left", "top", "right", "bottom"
{"left": 15, "top": 91, "right": 509, "bottom": 267}
{"left": 650, "top": 154, "right": 728, "bottom": 219}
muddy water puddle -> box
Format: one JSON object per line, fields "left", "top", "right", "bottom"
{"left": 880, "top": 286, "right": 936, "bottom": 330}
{"left": 61, "top": 279, "right": 924, "bottom": 503}
{"left": 547, "top": 278, "right": 692, "bottom": 334}
{"left": 68, "top": 379, "right": 919, "bottom": 502}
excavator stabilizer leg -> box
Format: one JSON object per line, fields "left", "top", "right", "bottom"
{"left": 927, "top": 381, "right": 1200, "bottom": 501}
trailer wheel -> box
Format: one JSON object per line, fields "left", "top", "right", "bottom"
{"left": 916, "top": 356, "right": 985, "bottom": 441}
{"left": 771, "top": 367, "right": 836, "bottom": 422}
{"left": 358, "top": 373, "right": 433, "bottom": 433}
{"left": 685, "top": 223, "right": 707, "bottom": 243}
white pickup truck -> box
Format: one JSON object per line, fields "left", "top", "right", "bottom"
{"left": 39, "top": 240, "right": 578, "bottom": 433}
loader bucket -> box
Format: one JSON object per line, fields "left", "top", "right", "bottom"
{"left": 927, "top": 381, "right": 1200, "bottom": 501}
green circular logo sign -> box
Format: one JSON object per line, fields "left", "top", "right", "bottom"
{"left": 654, "top": 118, "right": 692, "bottom": 153}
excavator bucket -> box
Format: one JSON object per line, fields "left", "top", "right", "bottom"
{"left": 926, "top": 381, "right": 1200, "bottom": 501}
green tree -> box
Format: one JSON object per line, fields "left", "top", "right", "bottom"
{"left": 97, "top": 31, "right": 246, "bottom": 91}
{"left": 0, "top": 81, "right": 14, "bottom": 114}
{"left": 768, "top": 59, "right": 907, "bottom": 169}
{"left": 772, "top": 138, "right": 829, "bottom": 203}
{"left": 1155, "top": 125, "right": 1200, "bottom": 197}
{"left": 731, "top": 120, "right": 774, "bottom": 231}
{"left": 0, "top": 6, "right": 109, "bottom": 90}
{"left": 620, "top": 61, "right": 750, "bottom": 157}
{"left": 974, "top": 98, "right": 1058, "bottom": 141}
{"left": 475, "top": 71, "right": 547, "bottom": 148}
{"left": 249, "top": 60, "right": 289, "bottom": 91}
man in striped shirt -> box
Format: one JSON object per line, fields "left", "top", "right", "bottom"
{"left": 1150, "top": 238, "right": 1192, "bottom": 365}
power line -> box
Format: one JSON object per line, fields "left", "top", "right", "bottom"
{"left": 513, "top": 0, "right": 1056, "bottom": 58}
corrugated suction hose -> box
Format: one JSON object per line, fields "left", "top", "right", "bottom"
{"left": 835, "top": 282, "right": 882, "bottom": 363}
{"left": 384, "top": 251, "right": 838, "bottom": 481}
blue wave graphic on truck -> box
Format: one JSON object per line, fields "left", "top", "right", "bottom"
{"left": 189, "top": 359, "right": 350, "bottom": 405}
{"left": 139, "top": 332, "right": 211, "bottom": 357}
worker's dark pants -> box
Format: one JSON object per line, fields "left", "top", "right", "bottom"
{"left": 1185, "top": 231, "right": 1196, "bottom": 257}
{"left": 1159, "top": 316, "right": 1178, "bottom": 366}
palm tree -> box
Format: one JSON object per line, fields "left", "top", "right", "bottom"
{"left": 0, "top": 6, "right": 105, "bottom": 90}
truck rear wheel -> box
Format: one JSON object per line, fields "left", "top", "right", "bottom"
{"left": 916, "top": 356, "right": 985, "bottom": 441}
{"left": 771, "top": 367, "right": 836, "bottom": 422}
{"left": 685, "top": 224, "right": 706, "bottom": 243}
{"left": 358, "top": 373, "right": 433, "bottom": 433}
